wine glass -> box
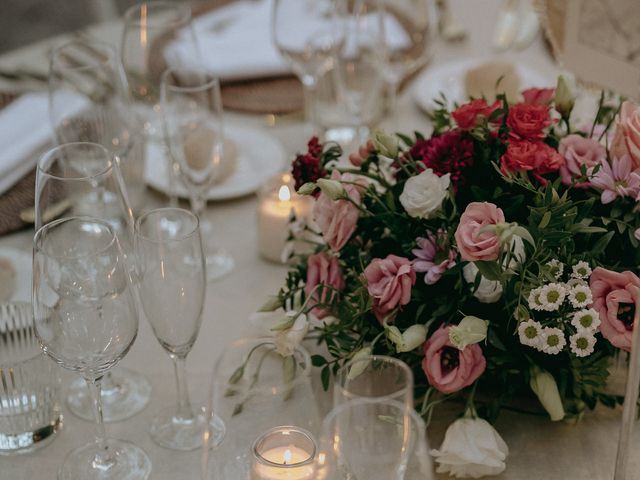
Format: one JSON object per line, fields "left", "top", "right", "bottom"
{"left": 160, "top": 67, "right": 235, "bottom": 281}
{"left": 135, "top": 207, "right": 222, "bottom": 451}
{"left": 35, "top": 142, "right": 152, "bottom": 423}
{"left": 121, "top": 1, "right": 200, "bottom": 205}
{"left": 32, "top": 216, "right": 151, "bottom": 480}
{"left": 315, "top": 398, "right": 433, "bottom": 480}
{"left": 334, "top": 355, "right": 414, "bottom": 409}
{"left": 272, "top": 0, "right": 346, "bottom": 128}
{"left": 49, "top": 39, "right": 146, "bottom": 212}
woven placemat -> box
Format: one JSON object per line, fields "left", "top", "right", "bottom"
{"left": 0, "top": 93, "right": 37, "bottom": 237}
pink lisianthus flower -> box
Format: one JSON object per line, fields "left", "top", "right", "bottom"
{"left": 348, "top": 139, "right": 375, "bottom": 167}
{"left": 422, "top": 325, "right": 486, "bottom": 394}
{"left": 364, "top": 254, "right": 416, "bottom": 323}
{"left": 610, "top": 100, "right": 640, "bottom": 170}
{"left": 454, "top": 202, "right": 505, "bottom": 262}
{"left": 521, "top": 87, "right": 555, "bottom": 105}
{"left": 558, "top": 134, "right": 606, "bottom": 187}
{"left": 305, "top": 252, "right": 345, "bottom": 319}
{"left": 589, "top": 155, "right": 640, "bottom": 204}
{"left": 412, "top": 231, "right": 457, "bottom": 285}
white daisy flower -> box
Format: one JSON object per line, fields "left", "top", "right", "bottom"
{"left": 527, "top": 287, "right": 546, "bottom": 311}
{"left": 565, "top": 277, "right": 587, "bottom": 289}
{"left": 540, "top": 327, "right": 566, "bottom": 355}
{"left": 546, "top": 259, "right": 564, "bottom": 279}
{"left": 568, "top": 285, "right": 593, "bottom": 309}
{"left": 569, "top": 331, "right": 597, "bottom": 357}
{"left": 571, "top": 309, "right": 601, "bottom": 332}
{"left": 538, "top": 283, "right": 567, "bottom": 311}
{"left": 571, "top": 261, "right": 592, "bottom": 280}
{"left": 518, "top": 319, "right": 543, "bottom": 348}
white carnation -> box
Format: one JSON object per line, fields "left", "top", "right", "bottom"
{"left": 463, "top": 263, "right": 503, "bottom": 303}
{"left": 399, "top": 169, "right": 450, "bottom": 219}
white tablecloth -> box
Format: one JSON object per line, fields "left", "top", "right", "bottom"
{"left": 0, "top": 1, "right": 631, "bottom": 479}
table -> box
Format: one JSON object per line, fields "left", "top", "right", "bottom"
{"left": 0, "top": 1, "right": 632, "bottom": 479}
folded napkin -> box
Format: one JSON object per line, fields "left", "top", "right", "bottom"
{"left": 0, "top": 91, "right": 87, "bottom": 196}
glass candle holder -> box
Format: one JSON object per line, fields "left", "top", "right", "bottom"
{"left": 251, "top": 426, "right": 317, "bottom": 480}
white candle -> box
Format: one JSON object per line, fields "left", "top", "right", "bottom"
{"left": 251, "top": 426, "right": 317, "bottom": 480}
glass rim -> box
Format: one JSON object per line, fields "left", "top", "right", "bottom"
{"left": 37, "top": 142, "right": 113, "bottom": 182}
{"left": 335, "top": 354, "right": 414, "bottom": 402}
{"left": 0, "top": 302, "right": 44, "bottom": 366}
{"left": 33, "top": 216, "right": 118, "bottom": 261}
{"left": 160, "top": 67, "right": 221, "bottom": 94}
{"left": 134, "top": 207, "right": 201, "bottom": 244}
{"left": 252, "top": 425, "right": 317, "bottom": 468}
{"left": 49, "top": 39, "right": 117, "bottom": 73}
{"left": 123, "top": 1, "right": 192, "bottom": 29}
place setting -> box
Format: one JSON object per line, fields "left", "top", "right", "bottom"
{"left": 1, "top": 1, "right": 640, "bottom": 480}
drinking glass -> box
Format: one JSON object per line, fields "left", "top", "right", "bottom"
{"left": 35, "top": 142, "right": 151, "bottom": 423}
{"left": 272, "top": 0, "right": 346, "bottom": 128}
{"left": 202, "top": 338, "right": 321, "bottom": 479}
{"left": 32, "top": 217, "right": 151, "bottom": 480}
{"left": 121, "top": 1, "right": 200, "bottom": 204}
{"left": 315, "top": 398, "right": 433, "bottom": 480}
{"left": 160, "top": 67, "right": 234, "bottom": 281}
{"left": 334, "top": 355, "right": 414, "bottom": 409}
{"left": 0, "top": 302, "right": 62, "bottom": 454}
{"left": 135, "top": 207, "right": 221, "bottom": 450}
{"left": 49, "top": 39, "right": 146, "bottom": 211}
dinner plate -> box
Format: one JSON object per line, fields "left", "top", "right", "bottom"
{"left": 144, "top": 123, "right": 287, "bottom": 200}
{"left": 0, "top": 247, "right": 32, "bottom": 303}
{"left": 412, "top": 58, "right": 554, "bottom": 113}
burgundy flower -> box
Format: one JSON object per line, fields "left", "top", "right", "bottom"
{"left": 291, "top": 136, "right": 327, "bottom": 191}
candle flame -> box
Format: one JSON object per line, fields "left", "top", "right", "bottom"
{"left": 283, "top": 449, "right": 292, "bottom": 465}
{"left": 278, "top": 185, "right": 291, "bottom": 202}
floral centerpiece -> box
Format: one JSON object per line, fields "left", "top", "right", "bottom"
{"left": 259, "top": 78, "right": 640, "bottom": 477}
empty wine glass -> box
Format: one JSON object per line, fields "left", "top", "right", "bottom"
{"left": 135, "top": 207, "right": 223, "bottom": 451}
{"left": 315, "top": 398, "right": 433, "bottom": 480}
{"left": 160, "top": 67, "right": 234, "bottom": 281}
{"left": 35, "top": 142, "right": 152, "bottom": 423}
{"left": 49, "top": 39, "right": 146, "bottom": 211}
{"left": 32, "top": 217, "right": 151, "bottom": 480}
{"left": 121, "top": 1, "right": 200, "bottom": 204}
{"left": 272, "top": 0, "right": 346, "bottom": 128}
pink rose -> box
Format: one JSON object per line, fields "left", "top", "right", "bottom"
{"left": 611, "top": 101, "right": 640, "bottom": 170}
{"left": 590, "top": 267, "right": 640, "bottom": 352}
{"left": 422, "top": 325, "right": 486, "bottom": 394}
{"left": 454, "top": 202, "right": 505, "bottom": 262}
{"left": 305, "top": 252, "right": 345, "bottom": 319}
{"left": 558, "top": 134, "right": 606, "bottom": 187}
{"left": 364, "top": 254, "right": 416, "bottom": 323}
{"left": 521, "top": 87, "right": 555, "bottom": 105}
{"left": 312, "top": 170, "right": 365, "bottom": 251}
{"left": 451, "top": 99, "right": 500, "bottom": 130}
{"left": 507, "top": 103, "right": 552, "bottom": 140}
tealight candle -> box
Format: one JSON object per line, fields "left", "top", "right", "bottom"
{"left": 251, "top": 426, "right": 317, "bottom": 480}
{"left": 257, "top": 173, "right": 312, "bottom": 263}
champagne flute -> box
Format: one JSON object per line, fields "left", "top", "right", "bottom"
{"left": 272, "top": 0, "right": 346, "bottom": 129}
{"left": 121, "top": 1, "right": 200, "bottom": 205}
{"left": 35, "top": 142, "right": 152, "bottom": 423}
{"left": 32, "top": 216, "right": 151, "bottom": 480}
{"left": 160, "top": 67, "right": 234, "bottom": 281}
{"left": 135, "top": 207, "right": 224, "bottom": 450}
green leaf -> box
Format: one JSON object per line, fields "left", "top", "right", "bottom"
{"left": 591, "top": 231, "right": 615, "bottom": 254}
{"left": 474, "top": 261, "right": 503, "bottom": 282}
{"left": 539, "top": 211, "right": 552, "bottom": 229}
{"left": 511, "top": 226, "right": 535, "bottom": 246}
{"left": 311, "top": 355, "right": 327, "bottom": 367}
{"left": 573, "top": 225, "right": 608, "bottom": 234}
{"left": 321, "top": 365, "right": 331, "bottom": 391}
{"left": 259, "top": 296, "right": 283, "bottom": 312}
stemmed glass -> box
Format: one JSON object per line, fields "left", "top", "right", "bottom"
{"left": 121, "top": 1, "right": 200, "bottom": 204}
{"left": 49, "top": 39, "right": 146, "bottom": 212}
{"left": 35, "top": 142, "right": 151, "bottom": 423}
{"left": 135, "top": 207, "right": 223, "bottom": 450}
{"left": 272, "top": 0, "right": 346, "bottom": 129}
{"left": 160, "top": 67, "right": 234, "bottom": 281}
{"left": 32, "top": 217, "right": 151, "bottom": 480}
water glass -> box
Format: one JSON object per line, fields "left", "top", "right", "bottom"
{"left": 0, "top": 302, "right": 61, "bottom": 455}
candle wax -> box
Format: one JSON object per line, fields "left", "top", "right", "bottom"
{"left": 251, "top": 446, "right": 315, "bottom": 480}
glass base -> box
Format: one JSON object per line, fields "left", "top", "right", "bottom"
{"left": 206, "top": 250, "right": 235, "bottom": 282}
{"left": 150, "top": 406, "right": 225, "bottom": 451}
{"left": 58, "top": 439, "right": 151, "bottom": 480}
{"left": 67, "top": 368, "right": 151, "bottom": 423}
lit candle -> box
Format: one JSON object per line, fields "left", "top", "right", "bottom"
{"left": 257, "top": 174, "right": 312, "bottom": 263}
{"left": 251, "top": 426, "right": 317, "bottom": 480}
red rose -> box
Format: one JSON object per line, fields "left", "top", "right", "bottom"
{"left": 507, "top": 103, "right": 551, "bottom": 140}
{"left": 451, "top": 99, "right": 500, "bottom": 130}
{"left": 521, "top": 87, "right": 555, "bottom": 105}
{"left": 501, "top": 141, "right": 564, "bottom": 184}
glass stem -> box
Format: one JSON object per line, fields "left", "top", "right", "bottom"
{"left": 301, "top": 76, "right": 317, "bottom": 129}
{"left": 163, "top": 141, "right": 178, "bottom": 208}
{"left": 171, "top": 355, "right": 194, "bottom": 421}
{"left": 86, "top": 377, "right": 115, "bottom": 470}
{"left": 386, "top": 78, "right": 400, "bottom": 115}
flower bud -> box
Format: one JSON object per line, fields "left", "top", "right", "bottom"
{"left": 555, "top": 76, "right": 575, "bottom": 119}
{"left": 373, "top": 130, "right": 399, "bottom": 158}
{"left": 449, "top": 316, "right": 488, "bottom": 350}
{"left": 386, "top": 324, "right": 427, "bottom": 353}
{"left": 297, "top": 182, "right": 317, "bottom": 195}
{"left": 275, "top": 313, "right": 309, "bottom": 357}
{"left": 316, "top": 178, "right": 345, "bottom": 200}
{"left": 530, "top": 367, "right": 565, "bottom": 421}
{"left": 347, "top": 346, "right": 372, "bottom": 380}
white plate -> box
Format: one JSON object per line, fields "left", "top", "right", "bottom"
{"left": 412, "top": 58, "right": 554, "bottom": 113}
{"left": 0, "top": 247, "right": 32, "bottom": 303}
{"left": 144, "top": 123, "right": 287, "bottom": 200}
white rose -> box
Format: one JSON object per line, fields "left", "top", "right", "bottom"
{"left": 399, "top": 169, "right": 450, "bottom": 219}
{"left": 463, "top": 263, "right": 503, "bottom": 303}
{"left": 431, "top": 417, "right": 508, "bottom": 478}
{"left": 530, "top": 367, "right": 565, "bottom": 421}
{"left": 275, "top": 313, "right": 309, "bottom": 357}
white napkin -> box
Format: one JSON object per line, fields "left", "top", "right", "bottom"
{"left": 0, "top": 91, "right": 87, "bottom": 196}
